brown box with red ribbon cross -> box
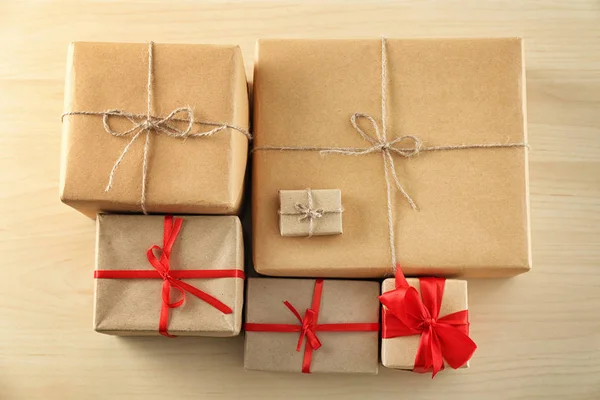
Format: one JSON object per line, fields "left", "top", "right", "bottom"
{"left": 94, "top": 214, "right": 245, "bottom": 337}
{"left": 244, "top": 278, "right": 380, "bottom": 374}
{"left": 380, "top": 275, "right": 476, "bottom": 376}
{"left": 60, "top": 42, "right": 250, "bottom": 218}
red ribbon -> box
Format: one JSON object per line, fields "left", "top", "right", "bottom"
{"left": 94, "top": 215, "right": 245, "bottom": 337}
{"left": 244, "top": 279, "right": 380, "bottom": 373}
{"left": 379, "top": 265, "right": 477, "bottom": 377}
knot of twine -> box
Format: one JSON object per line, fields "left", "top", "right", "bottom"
{"left": 61, "top": 42, "right": 252, "bottom": 214}
{"left": 295, "top": 203, "right": 325, "bottom": 222}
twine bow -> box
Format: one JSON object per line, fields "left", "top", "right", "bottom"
{"left": 322, "top": 112, "right": 421, "bottom": 211}
{"left": 295, "top": 200, "right": 325, "bottom": 238}
{"left": 62, "top": 42, "right": 252, "bottom": 214}
{"left": 101, "top": 107, "right": 195, "bottom": 139}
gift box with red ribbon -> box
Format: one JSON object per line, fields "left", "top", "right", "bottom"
{"left": 94, "top": 214, "right": 245, "bottom": 337}
{"left": 244, "top": 278, "right": 380, "bottom": 374}
{"left": 380, "top": 269, "right": 477, "bottom": 377}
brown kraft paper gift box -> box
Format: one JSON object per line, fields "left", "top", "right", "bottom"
{"left": 60, "top": 42, "right": 250, "bottom": 218}
{"left": 94, "top": 214, "right": 244, "bottom": 336}
{"left": 381, "top": 278, "right": 470, "bottom": 371}
{"left": 244, "top": 278, "right": 380, "bottom": 374}
{"left": 252, "top": 38, "right": 531, "bottom": 278}
{"left": 279, "top": 189, "right": 343, "bottom": 237}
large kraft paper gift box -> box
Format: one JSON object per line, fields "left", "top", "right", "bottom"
{"left": 94, "top": 214, "right": 245, "bottom": 337}
{"left": 60, "top": 42, "right": 250, "bottom": 218}
{"left": 252, "top": 38, "right": 531, "bottom": 278}
{"left": 244, "top": 278, "right": 380, "bottom": 374}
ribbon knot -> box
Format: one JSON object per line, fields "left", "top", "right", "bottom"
{"left": 283, "top": 301, "right": 323, "bottom": 352}
{"left": 155, "top": 263, "right": 174, "bottom": 284}
{"left": 380, "top": 267, "right": 477, "bottom": 377}
{"left": 423, "top": 317, "right": 436, "bottom": 329}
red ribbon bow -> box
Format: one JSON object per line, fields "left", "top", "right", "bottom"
{"left": 245, "top": 279, "right": 380, "bottom": 373}
{"left": 94, "top": 215, "right": 245, "bottom": 337}
{"left": 283, "top": 302, "right": 322, "bottom": 352}
{"left": 379, "top": 266, "right": 477, "bottom": 377}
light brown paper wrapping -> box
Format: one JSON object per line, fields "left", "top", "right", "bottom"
{"left": 244, "top": 278, "right": 379, "bottom": 374}
{"left": 60, "top": 42, "right": 249, "bottom": 218}
{"left": 252, "top": 38, "right": 531, "bottom": 278}
{"left": 279, "top": 189, "right": 343, "bottom": 236}
{"left": 94, "top": 214, "right": 244, "bottom": 336}
{"left": 381, "top": 278, "right": 469, "bottom": 370}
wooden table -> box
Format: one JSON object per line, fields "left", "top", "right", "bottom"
{"left": 1, "top": 1, "right": 599, "bottom": 399}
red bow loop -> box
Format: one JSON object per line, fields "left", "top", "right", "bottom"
{"left": 380, "top": 265, "right": 477, "bottom": 377}
{"left": 300, "top": 309, "right": 322, "bottom": 351}
{"left": 148, "top": 216, "right": 234, "bottom": 337}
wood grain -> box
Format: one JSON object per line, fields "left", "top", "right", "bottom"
{"left": 0, "top": 1, "right": 599, "bottom": 399}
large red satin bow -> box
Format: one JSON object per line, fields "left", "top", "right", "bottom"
{"left": 244, "top": 279, "right": 380, "bottom": 373}
{"left": 94, "top": 215, "right": 245, "bottom": 337}
{"left": 379, "top": 266, "right": 477, "bottom": 377}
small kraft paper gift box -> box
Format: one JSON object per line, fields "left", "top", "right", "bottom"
{"left": 380, "top": 269, "right": 477, "bottom": 377}
{"left": 279, "top": 189, "right": 343, "bottom": 237}
{"left": 60, "top": 42, "right": 250, "bottom": 217}
{"left": 94, "top": 214, "right": 245, "bottom": 337}
{"left": 252, "top": 38, "right": 531, "bottom": 278}
{"left": 244, "top": 278, "right": 380, "bottom": 374}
